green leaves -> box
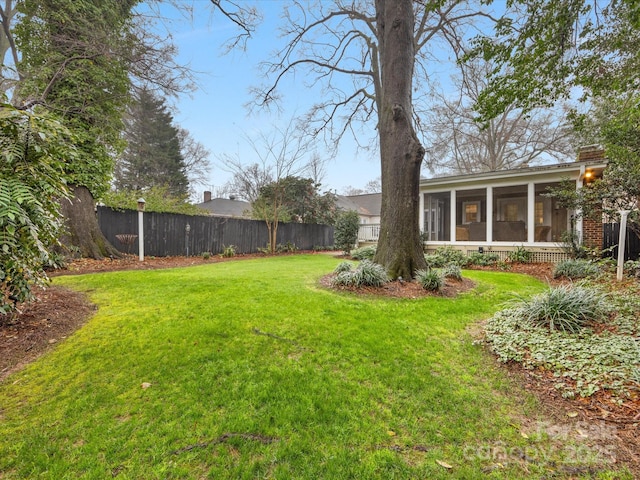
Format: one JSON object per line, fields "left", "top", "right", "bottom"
{"left": 0, "top": 104, "right": 69, "bottom": 312}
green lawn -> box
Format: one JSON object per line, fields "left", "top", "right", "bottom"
{"left": 0, "top": 255, "right": 625, "bottom": 479}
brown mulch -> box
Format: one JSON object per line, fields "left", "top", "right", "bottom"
{"left": 0, "top": 286, "right": 96, "bottom": 382}
{"left": 1, "top": 255, "right": 638, "bottom": 476}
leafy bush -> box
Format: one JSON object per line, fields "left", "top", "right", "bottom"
{"left": 466, "top": 252, "right": 500, "bottom": 266}
{"left": 415, "top": 269, "right": 444, "bottom": 291}
{"left": 276, "top": 242, "right": 297, "bottom": 253}
{"left": 351, "top": 245, "right": 376, "bottom": 261}
{"left": 424, "top": 245, "right": 468, "bottom": 268}
{"left": 1, "top": 105, "right": 72, "bottom": 313}
{"left": 553, "top": 259, "right": 600, "bottom": 279}
{"left": 512, "top": 285, "right": 609, "bottom": 334}
{"left": 442, "top": 263, "right": 462, "bottom": 280}
{"left": 334, "top": 261, "right": 354, "bottom": 274}
{"left": 624, "top": 259, "right": 640, "bottom": 278}
{"left": 334, "top": 210, "right": 360, "bottom": 255}
{"left": 221, "top": 245, "right": 236, "bottom": 258}
{"left": 507, "top": 245, "right": 533, "bottom": 263}
{"left": 201, "top": 251, "right": 211, "bottom": 260}
{"left": 331, "top": 260, "right": 389, "bottom": 287}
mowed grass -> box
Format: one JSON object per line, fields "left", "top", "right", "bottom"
{"left": 0, "top": 255, "right": 616, "bottom": 479}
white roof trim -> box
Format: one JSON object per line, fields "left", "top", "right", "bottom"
{"left": 420, "top": 160, "right": 607, "bottom": 189}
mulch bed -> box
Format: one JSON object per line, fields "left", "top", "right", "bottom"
{"left": 1, "top": 254, "right": 638, "bottom": 476}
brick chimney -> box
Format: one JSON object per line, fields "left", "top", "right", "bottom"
{"left": 204, "top": 191, "right": 212, "bottom": 202}
{"left": 577, "top": 145, "right": 605, "bottom": 162}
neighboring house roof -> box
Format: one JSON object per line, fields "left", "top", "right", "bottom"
{"left": 196, "top": 197, "right": 251, "bottom": 218}
{"left": 336, "top": 193, "right": 382, "bottom": 217}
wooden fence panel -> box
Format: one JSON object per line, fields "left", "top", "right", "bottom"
{"left": 97, "top": 207, "right": 334, "bottom": 257}
{"left": 603, "top": 223, "right": 640, "bottom": 261}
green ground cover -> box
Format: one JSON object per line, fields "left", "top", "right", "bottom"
{"left": 0, "top": 255, "right": 628, "bottom": 479}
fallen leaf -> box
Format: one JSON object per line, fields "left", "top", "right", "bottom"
{"left": 386, "top": 430, "right": 396, "bottom": 437}
{"left": 566, "top": 411, "right": 579, "bottom": 418}
{"left": 436, "top": 459, "right": 453, "bottom": 469}
{"left": 141, "top": 382, "right": 152, "bottom": 389}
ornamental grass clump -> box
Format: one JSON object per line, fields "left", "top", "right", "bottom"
{"left": 415, "top": 268, "right": 444, "bottom": 291}
{"left": 553, "top": 259, "right": 601, "bottom": 279}
{"left": 515, "top": 285, "right": 608, "bottom": 334}
{"left": 442, "top": 263, "right": 462, "bottom": 281}
{"left": 331, "top": 260, "right": 388, "bottom": 287}
{"left": 333, "top": 261, "right": 354, "bottom": 274}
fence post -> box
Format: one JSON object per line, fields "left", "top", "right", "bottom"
{"left": 617, "top": 210, "right": 630, "bottom": 281}
{"left": 137, "top": 198, "right": 145, "bottom": 261}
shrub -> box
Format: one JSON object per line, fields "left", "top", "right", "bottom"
{"left": 415, "top": 269, "right": 444, "bottom": 291}
{"left": 332, "top": 260, "right": 388, "bottom": 287}
{"left": 276, "top": 242, "right": 297, "bottom": 253}
{"left": 442, "top": 263, "right": 462, "bottom": 280}
{"left": 553, "top": 259, "right": 600, "bottom": 279}
{"left": 334, "top": 210, "right": 360, "bottom": 255}
{"left": 351, "top": 245, "right": 376, "bottom": 261}
{"left": 221, "top": 245, "right": 236, "bottom": 258}
{"left": 334, "top": 261, "right": 354, "bottom": 274}
{"left": 513, "top": 285, "right": 609, "bottom": 334}
{"left": 201, "top": 251, "right": 211, "bottom": 260}
{"left": 507, "top": 245, "right": 533, "bottom": 263}
{"left": 624, "top": 259, "right": 640, "bottom": 278}
{"left": 425, "top": 245, "right": 468, "bottom": 268}
{"left": 467, "top": 252, "right": 500, "bottom": 266}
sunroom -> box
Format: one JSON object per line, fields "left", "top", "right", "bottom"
{"left": 419, "top": 158, "right": 607, "bottom": 261}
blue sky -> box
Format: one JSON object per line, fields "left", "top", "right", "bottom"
{"left": 157, "top": 1, "right": 381, "bottom": 199}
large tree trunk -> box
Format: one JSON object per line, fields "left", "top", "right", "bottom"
{"left": 58, "top": 185, "right": 121, "bottom": 259}
{"left": 373, "top": 0, "right": 427, "bottom": 279}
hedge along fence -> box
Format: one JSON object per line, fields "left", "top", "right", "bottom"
{"left": 97, "top": 206, "right": 335, "bottom": 257}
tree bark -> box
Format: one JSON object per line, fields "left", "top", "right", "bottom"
{"left": 373, "top": 0, "right": 427, "bottom": 279}
{"left": 58, "top": 185, "right": 121, "bottom": 259}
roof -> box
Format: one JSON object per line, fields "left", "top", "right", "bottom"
{"left": 196, "top": 197, "right": 251, "bottom": 218}
{"left": 336, "top": 193, "right": 381, "bottom": 217}
{"left": 420, "top": 159, "right": 608, "bottom": 189}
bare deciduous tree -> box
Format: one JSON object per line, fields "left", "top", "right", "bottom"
{"left": 218, "top": 120, "right": 312, "bottom": 253}
{"left": 253, "top": 0, "right": 497, "bottom": 278}
{"left": 423, "top": 60, "right": 575, "bottom": 175}
{"left": 177, "top": 127, "right": 212, "bottom": 194}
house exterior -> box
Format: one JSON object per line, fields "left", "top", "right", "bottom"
{"left": 336, "top": 193, "right": 382, "bottom": 242}
{"left": 196, "top": 191, "right": 251, "bottom": 218}
{"left": 353, "top": 148, "right": 609, "bottom": 260}
{"left": 419, "top": 154, "right": 607, "bottom": 261}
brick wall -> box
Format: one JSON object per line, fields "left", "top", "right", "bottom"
{"left": 583, "top": 217, "right": 603, "bottom": 249}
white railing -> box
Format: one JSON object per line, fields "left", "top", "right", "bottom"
{"left": 358, "top": 224, "right": 380, "bottom": 243}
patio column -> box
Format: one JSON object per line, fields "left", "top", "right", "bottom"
{"left": 576, "top": 177, "right": 584, "bottom": 244}
{"left": 486, "top": 186, "right": 493, "bottom": 242}
{"left": 418, "top": 192, "right": 424, "bottom": 235}
{"left": 527, "top": 182, "right": 535, "bottom": 243}
{"left": 450, "top": 189, "right": 457, "bottom": 241}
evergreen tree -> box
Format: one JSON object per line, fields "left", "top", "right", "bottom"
{"left": 115, "top": 88, "right": 189, "bottom": 197}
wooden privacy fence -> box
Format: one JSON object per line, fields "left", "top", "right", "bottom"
{"left": 97, "top": 207, "right": 334, "bottom": 257}
{"left": 603, "top": 223, "right": 640, "bottom": 261}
